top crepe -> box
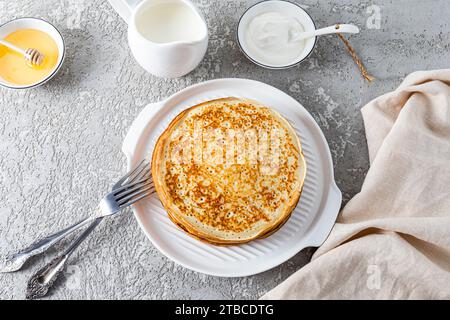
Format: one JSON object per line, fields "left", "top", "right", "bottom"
{"left": 151, "top": 97, "right": 306, "bottom": 245}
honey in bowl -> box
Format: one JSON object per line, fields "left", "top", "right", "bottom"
{"left": 0, "top": 29, "right": 59, "bottom": 86}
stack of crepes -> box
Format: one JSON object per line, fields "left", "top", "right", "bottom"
{"left": 152, "top": 98, "right": 306, "bottom": 245}
{"left": 262, "top": 70, "right": 450, "bottom": 299}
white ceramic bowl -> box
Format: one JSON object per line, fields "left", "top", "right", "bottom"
{"left": 237, "top": 0, "right": 317, "bottom": 69}
{"left": 0, "top": 17, "right": 65, "bottom": 89}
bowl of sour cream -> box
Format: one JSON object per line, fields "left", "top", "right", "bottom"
{"left": 237, "top": 0, "right": 317, "bottom": 69}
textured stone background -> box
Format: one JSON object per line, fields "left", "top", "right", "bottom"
{"left": 0, "top": 0, "right": 449, "bottom": 299}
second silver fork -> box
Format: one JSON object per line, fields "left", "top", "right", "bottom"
{"left": 26, "top": 160, "right": 154, "bottom": 299}
{"left": 0, "top": 160, "right": 154, "bottom": 298}
{"left": 24, "top": 160, "right": 155, "bottom": 299}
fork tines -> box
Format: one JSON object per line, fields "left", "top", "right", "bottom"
{"left": 115, "top": 160, "right": 154, "bottom": 208}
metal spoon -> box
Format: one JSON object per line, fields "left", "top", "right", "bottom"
{"left": 292, "top": 24, "right": 360, "bottom": 42}
{"left": 0, "top": 39, "right": 45, "bottom": 67}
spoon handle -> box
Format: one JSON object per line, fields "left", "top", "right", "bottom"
{"left": 294, "top": 24, "right": 360, "bottom": 42}
{"left": 0, "top": 39, "right": 27, "bottom": 55}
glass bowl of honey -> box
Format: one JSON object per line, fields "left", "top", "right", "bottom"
{"left": 0, "top": 17, "right": 65, "bottom": 89}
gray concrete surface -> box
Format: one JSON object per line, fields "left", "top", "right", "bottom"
{"left": 0, "top": 0, "right": 449, "bottom": 300}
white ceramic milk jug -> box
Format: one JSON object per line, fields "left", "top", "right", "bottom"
{"left": 109, "top": 0, "right": 208, "bottom": 78}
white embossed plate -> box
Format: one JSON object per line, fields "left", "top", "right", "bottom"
{"left": 122, "top": 78, "right": 341, "bottom": 277}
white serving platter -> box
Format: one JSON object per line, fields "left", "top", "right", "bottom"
{"left": 122, "top": 78, "right": 341, "bottom": 277}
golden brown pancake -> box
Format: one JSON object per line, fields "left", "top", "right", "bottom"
{"left": 152, "top": 97, "right": 306, "bottom": 245}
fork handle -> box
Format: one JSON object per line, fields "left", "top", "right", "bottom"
{"left": 26, "top": 217, "right": 103, "bottom": 299}
{"left": 65, "top": 217, "right": 102, "bottom": 256}
{"left": 1, "top": 215, "right": 96, "bottom": 273}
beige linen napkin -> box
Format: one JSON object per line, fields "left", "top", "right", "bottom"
{"left": 262, "top": 69, "right": 450, "bottom": 299}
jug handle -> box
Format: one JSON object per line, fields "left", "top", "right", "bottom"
{"left": 108, "top": 0, "right": 141, "bottom": 24}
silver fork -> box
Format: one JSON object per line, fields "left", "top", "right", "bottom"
{"left": 0, "top": 160, "right": 153, "bottom": 274}
{"left": 24, "top": 160, "right": 155, "bottom": 299}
